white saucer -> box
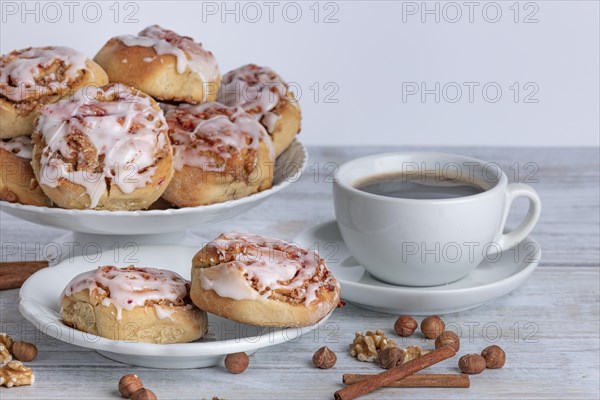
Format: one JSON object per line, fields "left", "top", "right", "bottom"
{"left": 19, "top": 244, "right": 331, "bottom": 369}
{"left": 294, "top": 221, "right": 541, "bottom": 315}
{"left": 1, "top": 140, "right": 306, "bottom": 235}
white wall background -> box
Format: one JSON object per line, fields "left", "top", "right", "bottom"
{"left": 1, "top": 0, "right": 598, "bottom": 147}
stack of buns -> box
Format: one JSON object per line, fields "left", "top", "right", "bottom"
{"left": 60, "top": 233, "right": 340, "bottom": 343}
{"left": 1, "top": 25, "right": 302, "bottom": 209}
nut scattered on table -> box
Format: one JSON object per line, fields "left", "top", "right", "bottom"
{"left": 0, "top": 361, "right": 35, "bottom": 387}
{"left": 421, "top": 316, "right": 445, "bottom": 339}
{"left": 377, "top": 347, "right": 404, "bottom": 369}
{"left": 119, "top": 374, "right": 144, "bottom": 398}
{"left": 377, "top": 345, "right": 430, "bottom": 369}
{"left": 11, "top": 341, "right": 37, "bottom": 362}
{"left": 224, "top": 352, "right": 249, "bottom": 374}
{"left": 313, "top": 346, "right": 337, "bottom": 369}
{"left": 130, "top": 387, "right": 157, "bottom": 400}
{"left": 394, "top": 315, "right": 418, "bottom": 337}
{"left": 0, "top": 333, "right": 13, "bottom": 364}
{"left": 403, "top": 345, "right": 430, "bottom": 363}
{"left": 458, "top": 354, "right": 487, "bottom": 374}
{"left": 349, "top": 330, "right": 397, "bottom": 362}
{"left": 0, "top": 333, "right": 13, "bottom": 352}
{"left": 0, "top": 344, "right": 12, "bottom": 364}
{"left": 481, "top": 345, "right": 506, "bottom": 369}
{"left": 435, "top": 331, "right": 460, "bottom": 352}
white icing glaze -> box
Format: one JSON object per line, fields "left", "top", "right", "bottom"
{"left": 116, "top": 25, "right": 219, "bottom": 100}
{"left": 62, "top": 265, "right": 189, "bottom": 321}
{"left": 153, "top": 305, "right": 175, "bottom": 321}
{"left": 165, "top": 102, "right": 273, "bottom": 172}
{"left": 218, "top": 64, "right": 293, "bottom": 133}
{"left": 199, "top": 233, "right": 338, "bottom": 306}
{"left": 0, "top": 136, "right": 33, "bottom": 159}
{"left": 0, "top": 46, "right": 88, "bottom": 102}
{"left": 36, "top": 83, "right": 168, "bottom": 208}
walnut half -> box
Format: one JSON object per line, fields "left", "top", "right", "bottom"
{"left": 349, "top": 330, "right": 397, "bottom": 362}
{"left": 0, "top": 333, "right": 13, "bottom": 364}
{"left": 0, "top": 361, "right": 35, "bottom": 387}
{"left": 402, "top": 345, "right": 430, "bottom": 363}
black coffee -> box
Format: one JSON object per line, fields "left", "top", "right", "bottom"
{"left": 355, "top": 173, "right": 485, "bottom": 199}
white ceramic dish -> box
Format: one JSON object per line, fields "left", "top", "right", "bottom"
{"left": 294, "top": 220, "right": 541, "bottom": 315}
{"left": 2, "top": 140, "right": 307, "bottom": 235}
{"left": 19, "top": 243, "right": 331, "bottom": 369}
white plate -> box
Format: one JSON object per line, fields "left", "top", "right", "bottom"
{"left": 1, "top": 140, "right": 307, "bottom": 235}
{"left": 294, "top": 220, "right": 541, "bottom": 315}
{"left": 19, "top": 243, "right": 331, "bottom": 369}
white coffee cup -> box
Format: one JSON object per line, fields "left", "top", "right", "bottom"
{"left": 333, "top": 152, "right": 541, "bottom": 286}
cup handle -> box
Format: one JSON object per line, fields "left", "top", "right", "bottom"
{"left": 496, "top": 183, "right": 542, "bottom": 251}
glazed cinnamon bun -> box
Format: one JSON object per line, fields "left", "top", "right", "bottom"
{"left": 31, "top": 83, "right": 173, "bottom": 210}
{"left": 0, "top": 136, "right": 51, "bottom": 206}
{"left": 61, "top": 266, "right": 207, "bottom": 344}
{"left": 190, "top": 233, "right": 340, "bottom": 328}
{"left": 218, "top": 64, "right": 301, "bottom": 156}
{"left": 161, "top": 102, "right": 275, "bottom": 207}
{"left": 95, "top": 25, "right": 220, "bottom": 104}
{"left": 0, "top": 46, "right": 108, "bottom": 139}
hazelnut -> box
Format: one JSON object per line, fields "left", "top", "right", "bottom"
{"left": 224, "top": 352, "right": 249, "bottom": 374}
{"left": 130, "top": 388, "right": 157, "bottom": 400}
{"left": 481, "top": 345, "right": 506, "bottom": 369}
{"left": 377, "top": 347, "right": 404, "bottom": 369}
{"left": 312, "top": 346, "right": 337, "bottom": 369}
{"left": 420, "top": 316, "right": 445, "bottom": 339}
{"left": 434, "top": 331, "right": 460, "bottom": 352}
{"left": 394, "top": 316, "right": 418, "bottom": 337}
{"left": 458, "top": 353, "right": 486, "bottom": 374}
{"left": 11, "top": 341, "right": 37, "bottom": 362}
{"left": 119, "top": 374, "right": 144, "bottom": 398}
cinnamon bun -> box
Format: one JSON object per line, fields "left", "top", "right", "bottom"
{"left": 218, "top": 64, "right": 301, "bottom": 156}
{"left": 61, "top": 266, "right": 207, "bottom": 344}
{"left": 95, "top": 25, "right": 220, "bottom": 104}
{"left": 0, "top": 136, "right": 51, "bottom": 206}
{"left": 161, "top": 102, "right": 274, "bottom": 207}
{"left": 190, "top": 233, "right": 340, "bottom": 328}
{"left": 0, "top": 46, "right": 108, "bottom": 139}
{"left": 31, "top": 83, "right": 173, "bottom": 210}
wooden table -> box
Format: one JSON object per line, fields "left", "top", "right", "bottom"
{"left": 1, "top": 146, "right": 598, "bottom": 399}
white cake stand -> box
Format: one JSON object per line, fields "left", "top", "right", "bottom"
{"left": 1, "top": 140, "right": 307, "bottom": 261}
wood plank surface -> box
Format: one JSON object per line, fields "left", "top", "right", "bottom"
{"left": 1, "top": 146, "right": 598, "bottom": 399}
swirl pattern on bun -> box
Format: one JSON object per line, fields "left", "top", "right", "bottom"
{"left": 218, "top": 64, "right": 301, "bottom": 156}
{"left": 61, "top": 265, "right": 207, "bottom": 344}
{"left": 0, "top": 136, "right": 51, "bottom": 206}
{"left": 0, "top": 46, "right": 108, "bottom": 138}
{"left": 190, "top": 233, "right": 340, "bottom": 327}
{"left": 161, "top": 102, "right": 274, "bottom": 207}
{"left": 95, "top": 25, "right": 220, "bottom": 104}
{"left": 32, "top": 83, "right": 173, "bottom": 210}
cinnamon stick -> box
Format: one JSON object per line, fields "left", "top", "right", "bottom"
{"left": 0, "top": 261, "right": 49, "bottom": 290}
{"left": 334, "top": 346, "right": 456, "bottom": 400}
{"left": 342, "top": 373, "right": 470, "bottom": 388}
